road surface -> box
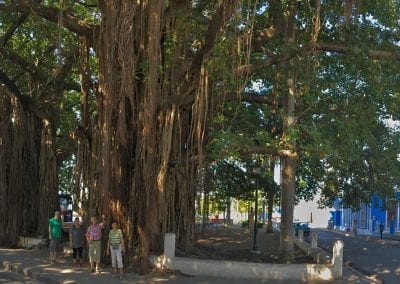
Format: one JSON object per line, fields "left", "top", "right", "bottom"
{"left": 313, "top": 229, "right": 400, "bottom": 284}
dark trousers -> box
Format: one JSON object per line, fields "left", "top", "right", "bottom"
{"left": 73, "top": 247, "right": 83, "bottom": 259}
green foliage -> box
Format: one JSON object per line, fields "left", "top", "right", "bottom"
{"left": 205, "top": 0, "right": 400, "bottom": 211}
{"left": 58, "top": 156, "right": 75, "bottom": 194}
{"left": 208, "top": 159, "right": 253, "bottom": 202}
{"left": 1, "top": 0, "right": 399, "bottom": 220}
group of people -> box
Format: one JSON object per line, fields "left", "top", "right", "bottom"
{"left": 48, "top": 211, "right": 125, "bottom": 278}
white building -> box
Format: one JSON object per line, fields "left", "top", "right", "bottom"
{"left": 294, "top": 194, "right": 332, "bottom": 228}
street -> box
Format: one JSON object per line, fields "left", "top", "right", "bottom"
{"left": 311, "top": 229, "right": 400, "bottom": 284}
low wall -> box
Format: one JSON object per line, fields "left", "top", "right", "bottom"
{"left": 151, "top": 255, "right": 336, "bottom": 281}
{"left": 150, "top": 233, "right": 343, "bottom": 282}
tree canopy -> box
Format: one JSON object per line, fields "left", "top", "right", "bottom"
{"left": 1, "top": 0, "right": 399, "bottom": 267}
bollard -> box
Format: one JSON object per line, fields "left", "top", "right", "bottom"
{"left": 164, "top": 233, "right": 176, "bottom": 259}
{"left": 298, "top": 230, "right": 304, "bottom": 242}
{"left": 332, "top": 240, "right": 344, "bottom": 279}
{"left": 311, "top": 232, "right": 318, "bottom": 249}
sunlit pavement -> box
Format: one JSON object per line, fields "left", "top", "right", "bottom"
{"left": 0, "top": 231, "right": 377, "bottom": 284}
{"left": 312, "top": 228, "right": 400, "bottom": 284}
{"left": 0, "top": 269, "right": 39, "bottom": 283}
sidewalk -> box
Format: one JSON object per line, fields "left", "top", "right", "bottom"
{"left": 325, "top": 227, "right": 400, "bottom": 247}
{"left": 0, "top": 227, "right": 375, "bottom": 284}
{"left": 0, "top": 248, "right": 328, "bottom": 284}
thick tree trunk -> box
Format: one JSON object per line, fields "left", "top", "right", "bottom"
{"left": 37, "top": 120, "right": 58, "bottom": 236}
{"left": 279, "top": 72, "right": 297, "bottom": 262}
{"left": 278, "top": 0, "right": 297, "bottom": 263}
{"left": 0, "top": 90, "right": 46, "bottom": 245}
{"left": 266, "top": 190, "right": 274, "bottom": 234}
{"left": 0, "top": 93, "right": 12, "bottom": 245}
{"left": 226, "top": 198, "right": 232, "bottom": 224}
{"left": 202, "top": 173, "right": 210, "bottom": 233}
{"left": 88, "top": 0, "right": 237, "bottom": 272}
{"left": 72, "top": 36, "right": 93, "bottom": 217}
{"left": 279, "top": 156, "right": 296, "bottom": 262}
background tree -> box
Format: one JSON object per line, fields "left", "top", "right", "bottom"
{"left": 205, "top": 0, "right": 400, "bottom": 261}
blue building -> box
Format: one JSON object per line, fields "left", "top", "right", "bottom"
{"left": 330, "top": 193, "right": 400, "bottom": 235}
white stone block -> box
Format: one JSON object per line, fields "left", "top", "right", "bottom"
{"left": 311, "top": 232, "right": 318, "bottom": 249}
{"left": 298, "top": 230, "right": 304, "bottom": 242}
{"left": 332, "top": 240, "right": 344, "bottom": 279}
{"left": 164, "top": 233, "right": 176, "bottom": 259}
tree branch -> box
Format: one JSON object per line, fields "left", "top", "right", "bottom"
{"left": 235, "top": 41, "right": 400, "bottom": 76}
{"left": 222, "top": 91, "right": 280, "bottom": 106}
{"left": 0, "top": 69, "right": 46, "bottom": 119}
{"left": 0, "top": 12, "right": 29, "bottom": 47}
{"left": 51, "top": 48, "right": 80, "bottom": 91}
{"left": 173, "top": 0, "right": 239, "bottom": 106}
{"left": 317, "top": 43, "right": 400, "bottom": 60}
{"left": 241, "top": 145, "right": 298, "bottom": 159}
{"left": 0, "top": 2, "right": 97, "bottom": 38}
{"left": 0, "top": 47, "right": 80, "bottom": 92}
{"left": 0, "top": 47, "right": 43, "bottom": 84}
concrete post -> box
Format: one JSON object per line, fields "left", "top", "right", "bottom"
{"left": 311, "top": 232, "right": 318, "bottom": 249}
{"left": 298, "top": 230, "right": 304, "bottom": 243}
{"left": 332, "top": 240, "right": 344, "bottom": 279}
{"left": 164, "top": 233, "right": 176, "bottom": 259}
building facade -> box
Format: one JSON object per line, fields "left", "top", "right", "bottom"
{"left": 330, "top": 193, "right": 400, "bottom": 235}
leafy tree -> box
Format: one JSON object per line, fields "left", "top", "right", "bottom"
{"left": 1, "top": 0, "right": 400, "bottom": 267}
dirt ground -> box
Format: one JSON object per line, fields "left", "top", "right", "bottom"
{"left": 186, "top": 224, "right": 314, "bottom": 264}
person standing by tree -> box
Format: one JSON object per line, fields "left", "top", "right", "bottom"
{"left": 69, "top": 217, "right": 84, "bottom": 268}
{"left": 48, "top": 211, "right": 62, "bottom": 264}
{"left": 107, "top": 221, "right": 125, "bottom": 278}
{"left": 86, "top": 216, "right": 104, "bottom": 273}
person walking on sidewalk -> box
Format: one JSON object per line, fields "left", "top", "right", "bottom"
{"left": 379, "top": 223, "right": 384, "bottom": 239}
{"left": 86, "top": 216, "right": 104, "bottom": 274}
{"left": 107, "top": 221, "right": 125, "bottom": 279}
{"left": 69, "top": 217, "right": 84, "bottom": 268}
{"left": 48, "top": 211, "right": 62, "bottom": 264}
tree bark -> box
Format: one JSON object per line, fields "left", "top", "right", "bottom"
{"left": 279, "top": 0, "right": 297, "bottom": 263}
{"left": 266, "top": 189, "right": 274, "bottom": 234}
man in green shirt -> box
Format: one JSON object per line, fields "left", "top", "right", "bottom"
{"left": 49, "top": 211, "right": 62, "bottom": 264}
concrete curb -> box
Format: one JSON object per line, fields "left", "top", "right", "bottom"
{"left": 297, "top": 230, "right": 383, "bottom": 284}
{"left": 150, "top": 232, "right": 342, "bottom": 282}
{"left": 150, "top": 255, "right": 338, "bottom": 282}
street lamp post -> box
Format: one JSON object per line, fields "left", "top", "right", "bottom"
{"left": 253, "top": 167, "right": 261, "bottom": 252}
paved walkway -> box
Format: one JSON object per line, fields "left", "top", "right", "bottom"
{"left": 0, "top": 227, "right": 375, "bottom": 283}
{"left": 0, "top": 269, "right": 40, "bottom": 284}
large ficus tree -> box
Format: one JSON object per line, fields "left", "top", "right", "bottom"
{"left": 0, "top": 0, "right": 239, "bottom": 271}
{"left": 1, "top": 0, "right": 399, "bottom": 269}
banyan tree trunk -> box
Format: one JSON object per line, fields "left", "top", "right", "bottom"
{"left": 0, "top": 92, "right": 12, "bottom": 245}
{"left": 87, "top": 0, "right": 237, "bottom": 272}
{"left": 0, "top": 89, "right": 55, "bottom": 245}
{"left": 37, "top": 120, "right": 59, "bottom": 236}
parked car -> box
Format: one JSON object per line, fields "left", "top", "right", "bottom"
{"left": 294, "top": 222, "right": 310, "bottom": 236}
